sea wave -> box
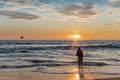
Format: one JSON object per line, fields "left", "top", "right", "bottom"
{"left": 0, "top": 61, "right": 108, "bottom": 69}
{"left": 0, "top": 40, "right": 119, "bottom": 73}
{"left": 0, "top": 44, "right": 120, "bottom": 53}
{"left": 0, "top": 40, "right": 72, "bottom": 45}
{"left": 34, "top": 70, "right": 120, "bottom": 75}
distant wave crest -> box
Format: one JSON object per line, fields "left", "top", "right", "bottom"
{"left": 0, "top": 44, "right": 120, "bottom": 53}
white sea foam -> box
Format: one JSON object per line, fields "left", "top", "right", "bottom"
{"left": 0, "top": 40, "right": 120, "bottom": 74}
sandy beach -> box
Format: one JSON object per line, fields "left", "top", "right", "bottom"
{"left": 0, "top": 71, "right": 119, "bottom": 80}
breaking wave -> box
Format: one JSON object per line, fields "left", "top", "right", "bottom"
{"left": 0, "top": 61, "right": 108, "bottom": 69}
{"left": 0, "top": 44, "right": 120, "bottom": 53}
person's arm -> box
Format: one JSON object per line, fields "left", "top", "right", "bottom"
{"left": 81, "top": 50, "right": 83, "bottom": 57}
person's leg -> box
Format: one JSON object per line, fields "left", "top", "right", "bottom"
{"left": 81, "top": 57, "right": 83, "bottom": 65}
{"left": 78, "top": 57, "right": 81, "bottom": 69}
{"left": 80, "top": 57, "right": 82, "bottom": 69}
{"left": 81, "top": 57, "right": 83, "bottom": 69}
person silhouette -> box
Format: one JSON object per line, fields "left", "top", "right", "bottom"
{"left": 76, "top": 47, "right": 83, "bottom": 69}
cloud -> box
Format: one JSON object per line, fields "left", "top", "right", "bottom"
{"left": 104, "top": 23, "right": 116, "bottom": 25}
{"left": 110, "top": 3, "right": 120, "bottom": 8}
{"left": 55, "top": 3, "right": 98, "bottom": 19}
{"left": 104, "top": 18, "right": 120, "bottom": 25}
{"left": 0, "top": 0, "right": 41, "bottom": 5}
{"left": 0, "top": 0, "right": 49, "bottom": 11}
{"left": 104, "top": 23, "right": 120, "bottom": 26}
{"left": 108, "top": 0, "right": 120, "bottom": 2}
{"left": 0, "top": 0, "right": 53, "bottom": 20}
{"left": 108, "top": 0, "right": 120, "bottom": 8}
{"left": 0, "top": 10, "right": 40, "bottom": 20}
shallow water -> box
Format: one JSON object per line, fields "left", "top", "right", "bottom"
{"left": 0, "top": 40, "right": 120, "bottom": 74}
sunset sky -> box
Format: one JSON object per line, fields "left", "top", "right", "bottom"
{"left": 0, "top": 0, "right": 120, "bottom": 40}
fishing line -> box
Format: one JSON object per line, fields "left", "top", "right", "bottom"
{"left": 77, "top": 24, "right": 103, "bottom": 73}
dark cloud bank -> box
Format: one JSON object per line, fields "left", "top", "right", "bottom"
{"left": 0, "top": 10, "right": 40, "bottom": 20}
{"left": 55, "top": 3, "right": 98, "bottom": 18}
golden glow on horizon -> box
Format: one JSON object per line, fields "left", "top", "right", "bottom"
{"left": 69, "top": 34, "right": 81, "bottom": 50}
{"left": 0, "top": 0, "right": 120, "bottom": 40}
{"left": 69, "top": 34, "right": 82, "bottom": 40}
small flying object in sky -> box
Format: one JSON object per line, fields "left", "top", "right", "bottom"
{"left": 20, "top": 36, "right": 24, "bottom": 39}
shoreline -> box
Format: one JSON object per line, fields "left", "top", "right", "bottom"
{"left": 0, "top": 71, "right": 120, "bottom": 80}
{"left": 0, "top": 66, "right": 120, "bottom": 80}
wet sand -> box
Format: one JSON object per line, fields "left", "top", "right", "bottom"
{"left": 0, "top": 72, "right": 119, "bottom": 80}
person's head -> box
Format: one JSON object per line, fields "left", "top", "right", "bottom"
{"left": 78, "top": 47, "right": 81, "bottom": 50}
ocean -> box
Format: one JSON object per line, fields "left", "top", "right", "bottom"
{"left": 0, "top": 40, "right": 120, "bottom": 74}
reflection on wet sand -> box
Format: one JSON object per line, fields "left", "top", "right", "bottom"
{"left": 68, "top": 67, "right": 85, "bottom": 80}
{"left": 78, "top": 68, "right": 85, "bottom": 80}
{"left": 68, "top": 66, "right": 120, "bottom": 80}
{"left": 79, "top": 73, "right": 84, "bottom": 80}
{"left": 71, "top": 73, "right": 84, "bottom": 80}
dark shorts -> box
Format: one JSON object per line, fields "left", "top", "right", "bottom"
{"left": 78, "top": 57, "right": 83, "bottom": 65}
{"left": 78, "top": 57, "right": 83, "bottom": 61}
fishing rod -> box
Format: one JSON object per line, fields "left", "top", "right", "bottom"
{"left": 79, "top": 24, "right": 103, "bottom": 49}
{"left": 78, "top": 24, "right": 102, "bottom": 65}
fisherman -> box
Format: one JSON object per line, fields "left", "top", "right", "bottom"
{"left": 76, "top": 47, "right": 83, "bottom": 69}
